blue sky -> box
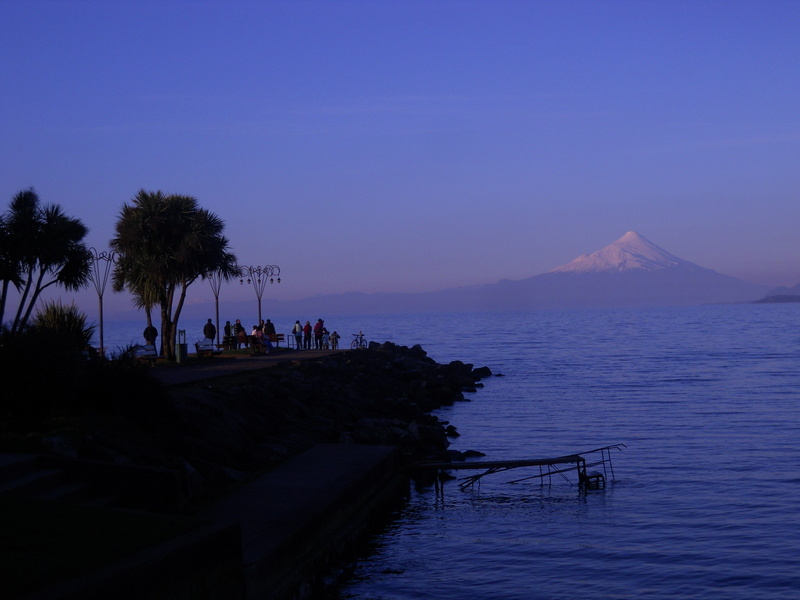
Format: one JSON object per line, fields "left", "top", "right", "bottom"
{"left": 3, "top": 0, "right": 800, "bottom": 317}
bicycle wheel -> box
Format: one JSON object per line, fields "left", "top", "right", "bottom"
{"left": 359, "top": 338, "right": 368, "bottom": 348}
{"left": 351, "top": 339, "right": 360, "bottom": 350}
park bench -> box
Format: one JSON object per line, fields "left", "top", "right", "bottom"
{"left": 195, "top": 338, "right": 222, "bottom": 358}
{"left": 248, "top": 333, "right": 284, "bottom": 355}
{"left": 134, "top": 344, "right": 159, "bottom": 366}
{"left": 249, "top": 336, "right": 269, "bottom": 356}
{"left": 218, "top": 335, "right": 236, "bottom": 351}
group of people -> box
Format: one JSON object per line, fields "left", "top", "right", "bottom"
{"left": 217, "top": 318, "right": 277, "bottom": 351}
{"left": 205, "top": 317, "right": 340, "bottom": 352}
{"left": 292, "top": 318, "right": 340, "bottom": 350}
{"left": 143, "top": 317, "right": 344, "bottom": 354}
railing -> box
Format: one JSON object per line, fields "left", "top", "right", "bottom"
{"left": 413, "top": 443, "right": 626, "bottom": 492}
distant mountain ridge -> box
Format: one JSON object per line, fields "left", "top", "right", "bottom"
{"left": 754, "top": 294, "right": 800, "bottom": 304}
{"left": 763, "top": 282, "right": 800, "bottom": 298}
{"left": 755, "top": 281, "right": 800, "bottom": 304}
{"left": 183, "top": 232, "right": 774, "bottom": 318}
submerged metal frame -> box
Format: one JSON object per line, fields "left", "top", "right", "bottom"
{"left": 416, "top": 444, "right": 626, "bottom": 492}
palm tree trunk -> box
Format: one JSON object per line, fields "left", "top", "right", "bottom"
{"left": 172, "top": 281, "right": 189, "bottom": 344}
{"left": 0, "top": 280, "right": 10, "bottom": 326}
{"left": 144, "top": 306, "right": 156, "bottom": 354}
{"left": 19, "top": 269, "right": 49, "bottom": 332}
{"left": 11, "top": 271, "right": 34, "bottom": 332}
{"left": 160, "top": 305, "right": 173, "bottom": 360}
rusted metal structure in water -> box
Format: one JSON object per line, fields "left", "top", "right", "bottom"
{"left": 414, "top": 444, "right": 626, "bottom": 492}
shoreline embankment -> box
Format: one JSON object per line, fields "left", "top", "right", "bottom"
{"left": 6, "top": 343, "right": 492, "bottom": 599}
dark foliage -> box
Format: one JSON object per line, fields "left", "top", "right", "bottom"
{"left": 0, "top": 329, "right": 161, "bottom": 431}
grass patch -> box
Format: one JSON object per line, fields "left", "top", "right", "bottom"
{"left": 0, "top": 496, "right": 205, "bottom": 599}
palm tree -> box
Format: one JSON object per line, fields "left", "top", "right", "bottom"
{"left": 0, "top": 189, "right": 91, "bottom": 332}
{"left": 111, "top": 190, "right": 238, "bottom": 359}
{"left": 0, "top": 212, "right": 22, "bottom": 327}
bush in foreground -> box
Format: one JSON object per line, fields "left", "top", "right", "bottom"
{"left": 0, "top": 303, "right": 160, "bottom": 434}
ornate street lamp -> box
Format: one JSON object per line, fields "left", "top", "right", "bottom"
{"left": 87, "top": 247, "right": 117, "bottom": 357}
{"left": 238, "top": 265, "right": 281, "bottom": 325}
{"left": 207, "top": 269, "right": 225, "bottom": 347}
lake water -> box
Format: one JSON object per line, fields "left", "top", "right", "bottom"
{"left": 99, "top": 304, "right": 800, "bottom": 599}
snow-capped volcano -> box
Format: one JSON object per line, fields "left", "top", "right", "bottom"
{"left": 514, "top": 230, "right": 771, "bottom": 308}
{"left": 550, "top": 231, "right": 698, "bottom": 274}
{"left": 249, "top": 231, "right": 771, "bottom": 314}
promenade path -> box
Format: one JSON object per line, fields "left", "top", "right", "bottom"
{"left": 201, "top": 443, "right": 403, "bottom": 599}
{"left": 151, "top": 347, "right": 342, "bottom": 386}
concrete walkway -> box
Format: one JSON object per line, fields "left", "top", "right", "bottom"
{"left": 23, "top": 444, "right": 407, "bottom": 600}
{"left": 200, "top": 443, "right": 406, "bottom": 599}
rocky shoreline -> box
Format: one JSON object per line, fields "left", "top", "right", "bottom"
{"left": 40, "top": 342, "right": 492, "bottom": 512}
{"left": 1, "top": 343, "right": 494, "bottom": 598}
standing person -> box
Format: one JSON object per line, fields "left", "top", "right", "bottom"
{"left": 143, "top": 324, "right": 158, "bottom": 349}
{"left": 330, "top": 330, "right": 340, "bottom": 350}
{"left": 313, "top": 319, "right": 324, "bottom": 350}
{"left": 223, "top": 320, "right": 233, "bottom": 350}
{"left": 293, "top": 320, "right": 303, "bottom": 349}
{"left": 203, "top": 318, "right": 216, "bottom": 341}
{"left": 303, "top": 320, "right": 312, "bottom": 350}
{"left": 234, "top": 319, "right": 247, "bottom": 349}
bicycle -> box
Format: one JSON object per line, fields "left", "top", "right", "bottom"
{"left": 351, "top": 331, "right": 368, "bottom": 349}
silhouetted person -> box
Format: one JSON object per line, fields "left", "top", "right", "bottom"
{"left": 293, "top": 320, "right": 303, "bottom": 349}
{"left": 234, "top": 319, "right": 247, "bottom": 348}
{"left": 143, "top": 324, "right": 158, "bottom": 348}
{"left": 203, "top": 318, "right": 216, "bottom": 340}
{"left": 314, "top": 319, "right": 324, "bottom": 349}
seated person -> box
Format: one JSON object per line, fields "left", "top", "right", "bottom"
{"left": 251, "top": 325, "right": 273, "bottom": 354}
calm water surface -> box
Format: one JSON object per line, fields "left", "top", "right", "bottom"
{"left": 101, "top": 305, "right": 800, "bottom": 599}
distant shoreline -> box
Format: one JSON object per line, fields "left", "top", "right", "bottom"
{"left": 753, "top": 294, "right": 800, "bottom": 304}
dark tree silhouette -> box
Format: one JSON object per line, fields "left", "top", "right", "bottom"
{"left": 0, "top": 188, "right": 91, "bottom": 332}
{"left": 111, "top": 190, "right": 238, "bottom": 359}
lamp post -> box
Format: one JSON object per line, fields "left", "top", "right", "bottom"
{"left": 207, "top": 269, "right": 225, "bottom": 347}
{"left": 87, "top": 247, "right": 117, "bottom": 357}
{"left": 239, "top": 265, "right": 281, "bottom": 325}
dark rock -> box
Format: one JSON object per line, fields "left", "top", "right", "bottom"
{"left": 18, "top": 343, "right": 490, "bottom": 511}
{"left": 473, "top": 366, "right": 493, "bottom": 379}
{"left": 463, "top": 449, "right": 486, "bottom": 458}
{"left": 445, "top": 449, "right": 466, "bottom": 461}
